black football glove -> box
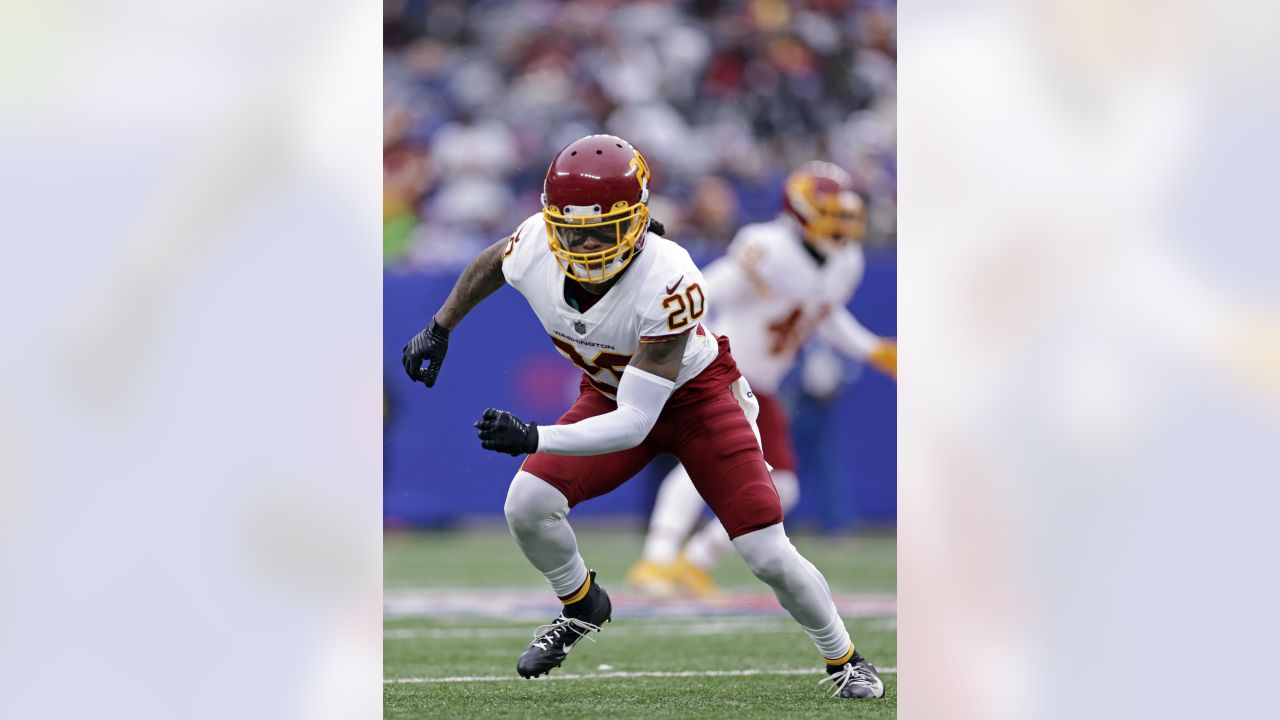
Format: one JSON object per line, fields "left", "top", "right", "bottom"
{"left": 403, "top": 318, "right": 450, "bottom": 387}
{"left": 474, "top": 408, "right": 539, "bottom": 456}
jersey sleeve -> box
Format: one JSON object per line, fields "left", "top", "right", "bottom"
{"left": 638, "top": 260, "right": 708, "bottom": 342}
{"left": 723, "top": 226, "right": 776, "bottom": 297}
{"left": 816, "top": 306, "right": 880, "bottom": 360}
{"left": 499, "top": 213, "right": 548, "bottom": 287}
{"left": 701, "top": 255, "right": 757, "bottom": 313}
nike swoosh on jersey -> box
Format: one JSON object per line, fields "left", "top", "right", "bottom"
{"left": 665, "top": 275, "right": 684, "bottom": 295}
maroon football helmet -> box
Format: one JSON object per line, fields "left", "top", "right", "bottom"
{"left": 781, "top": 161, "right": 866, "bottom": 252}
{"left": 541, "top": 135, "right": 652, "bottom": 282}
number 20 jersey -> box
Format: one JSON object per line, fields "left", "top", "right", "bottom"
{"left": 500, "top": 213, "right": 720, "bottom": 397}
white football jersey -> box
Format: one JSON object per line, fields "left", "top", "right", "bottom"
{"left": 703, "top": 215, "right": 866, "bottom": 394}
{"left": 501, "top": 213, "right": 719, "bottom": 396}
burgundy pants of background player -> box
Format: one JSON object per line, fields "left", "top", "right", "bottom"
{"left": 752, "top": 390, "right": 799, "bottom": 473}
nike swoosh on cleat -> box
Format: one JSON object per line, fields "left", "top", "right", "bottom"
{"left": 665, "top": 276, "right": 683, "bottom": 294}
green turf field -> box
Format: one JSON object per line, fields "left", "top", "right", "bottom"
{"left": 385, "top": 526, "right": 896, "bottom": 719}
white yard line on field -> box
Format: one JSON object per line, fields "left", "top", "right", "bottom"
{"left": 384, "top": 587, "right": 896, "bottom": 621}
{"left": 386, "top": 619, "right": 798, "bottom": 640}
{"left": 385, "top": 617, "right": 895, "bottom": 640}
{"left": 385, "top": 667, "right": 898, "bottom": 684}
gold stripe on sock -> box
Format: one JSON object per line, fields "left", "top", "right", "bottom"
{"left": 824, "top": 645, "right": 855, "bottom": 666}
{"left": 560, "top": 574, "right": 592, "bottom": 605}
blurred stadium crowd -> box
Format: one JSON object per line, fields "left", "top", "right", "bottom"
{"left": 384, "top": 0, "right": 896, "bottom": 268}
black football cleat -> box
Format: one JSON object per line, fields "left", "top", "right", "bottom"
{"left": 819, "top": 652, "right": 885, "bottom": 698}
{"left": 516, "top": 570, "right": 612, "bottom": 679}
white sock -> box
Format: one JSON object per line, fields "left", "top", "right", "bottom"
{"left": 732, "top": 523, "right": 853, "bottom": 661}
{"left": 504, "top": 471, "right": 588, "bottom": 598}
{"left": 684, "top": 469, "right": 801, "bottom": 570}
{"left": 641, "top": 462, "right": 707, "bottom": 565}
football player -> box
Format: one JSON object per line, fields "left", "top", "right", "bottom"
{"left": 402, "top": 136, "right": 884, "bottom": 699}
{"left": 627, "top": 161, "right": 897, "bottom": 599}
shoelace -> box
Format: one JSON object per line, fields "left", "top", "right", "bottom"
{"left": 818, "top": 662, "right": 877, "bottom": 697}
{"left": 530, "top": 616, "right": 602, "bottom": 651}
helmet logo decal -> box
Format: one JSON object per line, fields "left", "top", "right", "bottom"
{"left": 629, "top": 152, "right": 651, "bottom": 203}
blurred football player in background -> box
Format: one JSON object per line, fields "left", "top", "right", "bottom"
{"left": 402, "top": 137, "right": 884, "bottom": 699}
{"left": 627, "top": 162, "right": 897, "bottom": 599}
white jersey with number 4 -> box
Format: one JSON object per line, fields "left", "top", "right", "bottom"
{"left": 703, "top": 215, "right": 875, "bottom": 395}
{"left": 501, "top": 213, "right": 719, "bottom": 396}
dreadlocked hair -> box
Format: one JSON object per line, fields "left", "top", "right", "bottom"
{"left": 647, "top": 218, "right": 666, "bottom": 237}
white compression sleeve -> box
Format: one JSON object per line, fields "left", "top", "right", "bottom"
{"left": 733, "top": 523, "right": 853, "bottom": 661}
{"left": 536, "top": 366, "right": 676, "bottom": 456}
{"left": 504, "top": 471, "right": 588, "bottom": 597}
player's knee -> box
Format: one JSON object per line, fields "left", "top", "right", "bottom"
{"left": 747, "top": 547, "right": 791, "bottom": 585}
{"left": 503, "top": 495, "right": 531, "bottom": 536}
{"left": 505, "top": 471, "right": 567, "bottom": 536}
{"left": 733, "top": 524, "right": 797, "bottom": 586}
{"left": 503, "top": 487, "right": 539, "bottom": 536}
{"left": 739, "top": 540, "right": 791, "bottom": 585}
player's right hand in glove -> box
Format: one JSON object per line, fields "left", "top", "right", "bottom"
{"left": 474, "top": 408, "right": 539, "bottom": 456}
{"left": 868, "top": 339, "right": 897, "bottom": 380}
{"left": 403, "top": 318, "right": 450, "bottom": 387}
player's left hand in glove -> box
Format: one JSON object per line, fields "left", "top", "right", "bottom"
{"left": 403, "top": 318, "right": 450, "bottom": 387}
{"left": 474, "top": 408, "right": 539, "bottom": 456}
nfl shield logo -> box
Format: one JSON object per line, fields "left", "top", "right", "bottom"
{"left": 573, "top": 320, "right": 587, "bottom": 335}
